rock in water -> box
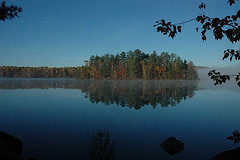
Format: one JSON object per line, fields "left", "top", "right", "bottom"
{"left": 0, "top": 131, "right": 23, "bottom": 160}
{"left": 160, "top": 136, "right": 184, "bottom": 155}
{"left": 212, "top": 147, "right": 240, "bottom": 160}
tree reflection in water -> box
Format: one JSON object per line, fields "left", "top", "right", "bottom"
{"left": 79, "top": 80, "right": 198, "bottom": 109}
{"left": 0, "top": 79, "right": 199, "bottom": 109}
{"left": 87, "top": 131, "right": 116, "bottom": 160}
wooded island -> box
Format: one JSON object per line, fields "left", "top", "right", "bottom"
{"left": 0, "top": 49, "right": 198, "bottom": 79}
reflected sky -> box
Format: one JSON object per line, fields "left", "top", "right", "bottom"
{"left": 0, "top": 79, "right": 240, "bottom": 160}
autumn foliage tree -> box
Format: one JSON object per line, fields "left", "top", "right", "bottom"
{"left": 0, "top": 50, "right": 199, "bottom": 79}
{"left": 78, "top": 49, "right": 198, "bottom": 80}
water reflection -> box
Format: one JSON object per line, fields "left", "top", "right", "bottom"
{"left": 2, "top": 129, "right": 238, "bottom": 160}
{"left": 80, "top": 80, "right": 198, "bottom": 109}
{"left": 87, "top": 131, "right": 116, "bottom": 160}
{"left": 0, "top": 79, "right": 199, "bottom": 109}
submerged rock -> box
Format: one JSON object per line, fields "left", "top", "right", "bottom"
{"left": 160, "top": 136, "right": 184, "bottom": 155}
{"left": 212, "top": 147, "right": 240, "bottom": 160}
{"left": 0, "top": 131, "right": 23, "bottom": 160}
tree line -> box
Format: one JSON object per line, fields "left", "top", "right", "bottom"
{"left": 0, "top": 66, "right": 81, "bottom": 78}
{"left": 0, "top": 50, "right": 198, "bottom": 79}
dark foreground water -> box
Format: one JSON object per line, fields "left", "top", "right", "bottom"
{"left": 0, "top": 79, "right": 239, "bottom": 160}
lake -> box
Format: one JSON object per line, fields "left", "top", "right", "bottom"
{"left": 0, "top": 79, "right": 240, "bottom": 160}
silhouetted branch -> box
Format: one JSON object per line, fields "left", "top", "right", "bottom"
{"left": 222, "top": 49, "right": 240, "bottom": 61}
{"left": 154, "top": 1, "right": 240, "bottom": 87}
{"left": 227, "top": 130, "right": 240, "bottom": 145}
{"left": 174, "top": 18, "right": 196, "bottom": 25}
{"left": 208, "top": 70, "right": 240, "bottom": 86}
{"left": 228, "top": 0, "right": 238, "bottom": 6}
{"left": 0, "top": 1, "right": 22, "bottom": 21}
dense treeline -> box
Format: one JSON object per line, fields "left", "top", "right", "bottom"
{"left": 0, "top": 49, "right": 198, "bottom": 79}
{"left": 82, "top": 49, "right": 198, "bottom": 79}
{"left": 0, "top": 79, "right": 198, "bottom": 109}
{"left": 0, "top": 66, "right": 80, "bottom": 78}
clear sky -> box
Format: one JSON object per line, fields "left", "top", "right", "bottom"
{"left": 0, "top": 0, "right": 239, "bottom": 67}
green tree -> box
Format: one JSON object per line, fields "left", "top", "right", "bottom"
{"left": 187, "top": 62, "right": 199, "bottom": 80}
{"left": 0, "top": 50, "right": 199, "bottom": 80}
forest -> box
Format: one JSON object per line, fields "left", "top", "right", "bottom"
{"left": 0, "top": 49, "right": 198, "bottom": 80}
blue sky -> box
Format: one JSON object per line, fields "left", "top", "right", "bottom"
{"left": 0, "top": 0, "right": 239, "bottom": 67}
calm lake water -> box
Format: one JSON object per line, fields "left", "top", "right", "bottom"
{"left": 0, "top": 79, "right": 240, "bottom": 160}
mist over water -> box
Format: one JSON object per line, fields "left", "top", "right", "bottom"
{"left": 0, "top": 79, "right": 199, "bottom": 109}
{"left": 0, "top": 79, "right": 239, "bottom": 160}
{"left": 197, "top": 64, "right": 240, "bottom": 80}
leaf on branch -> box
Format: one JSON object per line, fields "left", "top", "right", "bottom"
{"left": 228, "top": 0, "right": 237, "bottom": 6}
{"left": 222, "top": 49, "right": 240, "bottom": 61}
{"left": 227, "top": 130, "right": 240, "bottom": 145}
{"left": 232, "top": 15, "right": 238, "bottom": 21}
{"left": 236, "top": 73, "right": 240, "bottom": 87}
{"left": 222, "top": 52, "right": 229, "bottom": 60}
{"left": 237, "top": 10, "right": 240, "bottom": 17}
{"left": 208, "top": 70, "right": 240, "bottom": 87}
{"left": 202, "top": 35, "right": 206, "bottom": 41}
{"left": 173, "top": 25, "right": 176, "bottom": 33}
{"left": 0, "top": 1, "right": 22, "bottom": 21}
{"left": 153, "top": 19, "right": 182, "bottom": 39}
{"left": 169, "top": 31, "right": 175, "bottom": 39}
{"left": 196, "top": 16, "right": 201, "bottom": 22}
{"left": 201, "top": 17, "right": 206, "bottom": 24}
{"left": 199, "top": 3, "right": 206, "bottom": 9}
{"left": 177, "top": 26, "right": 181, "bottom": 32}
{"left": 236, "top": 75, "right": 240, "bottom": 81}
{"left": 154, "top": 2, "right": 240, "bottom": 51}
{"left": 208, "top": 70, "right": 231, "bottom": 85}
